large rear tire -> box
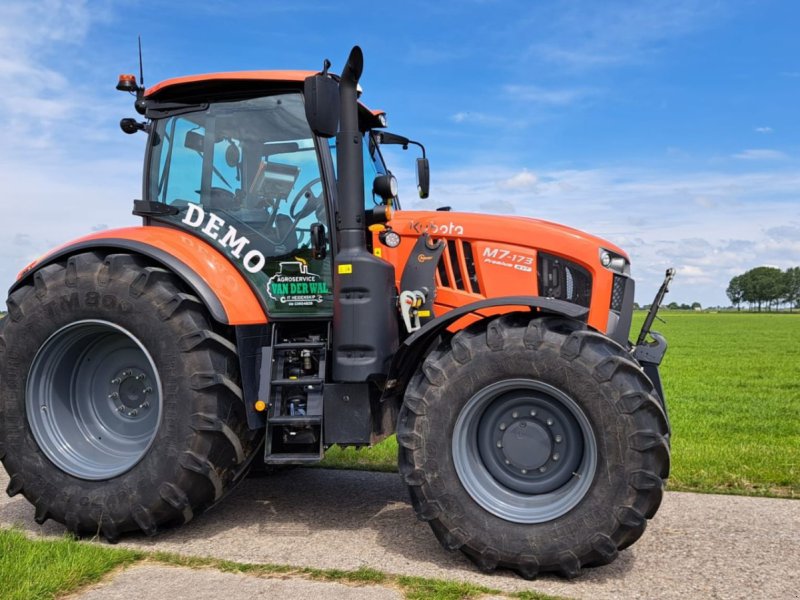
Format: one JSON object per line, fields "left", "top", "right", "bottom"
{"left": 397, "top": 314, "right": 669, "bottom": 578}
{"left": 0, "top": 252, "right": 260, "bottom": 540}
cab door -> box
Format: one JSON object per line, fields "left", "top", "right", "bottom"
{"left": 145, "top": 93, "right": 334, "bottom": 318}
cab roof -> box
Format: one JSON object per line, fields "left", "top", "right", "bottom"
{"left": 144, "top": 70, "right": 315, "bottom": 97}
{"left": 144, "top": 70, "right": 385, "bottom": 128}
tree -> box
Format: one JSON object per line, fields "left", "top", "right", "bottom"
{"left": 691, "top": 302, "right": 702, "bottom": 311}
{"left": 785, "top": 267, "right": 800, "bottom": 311}
{"left": 740, "top": 266, "right": 785, "bottom": 312}
{"left": 726, "top": 275, "right": 744, "bottom": 311}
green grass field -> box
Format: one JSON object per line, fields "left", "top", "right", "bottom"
{"left": 323, "top": 312, "right": 800, "bottom": 498}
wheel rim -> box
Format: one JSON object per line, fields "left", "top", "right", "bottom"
{"left": 452, "top": 379, "right": 597, "bottom": 524}
{"left": 26, "top": 320, "right": 163, "bottom": 480}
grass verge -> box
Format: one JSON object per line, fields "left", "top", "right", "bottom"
{"left": 0, "top": 527, "right": 563, "bottom": 600}
{"left": 0, "top": 528, "right": 141, "bottom": 600}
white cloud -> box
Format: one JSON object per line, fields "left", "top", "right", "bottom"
{"left": 450, "top": 111, "right": 508, "bottom": 125}
{"left": 0, "top": 1, "right": 95, "bottom": 148}
{"left": 498, "top": 169, "right": 538, "bottom": 190}
{"left": 529, "top": 1, "right": 722, "bottom": 69}
{"left": 504, "top": 85, "right": 596, "bottom": 106}
{"left": 732, "top": 149, "right": 789, "bottom": 161}
{"left": 755, "top": 126, "right": 773, "bottom": 134}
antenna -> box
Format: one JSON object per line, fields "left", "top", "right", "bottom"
{"left": 138, "top": 36, "right": 145, "bottom": 89}
{"left": 134, "top": 36, "right": 147, "bottom": 115}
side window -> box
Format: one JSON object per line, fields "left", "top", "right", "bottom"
{"left": 363, "top": 135, "right": 387, "bottom": 209}
{"left": 328, "top": 134, "right": 388, "bottom": 210}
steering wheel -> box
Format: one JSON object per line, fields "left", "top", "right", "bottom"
{"left": 289, "top": 178, "right": 323, "bottom": 220}
{"left": 261, "top": 178, "right": 323, "bottom": 249}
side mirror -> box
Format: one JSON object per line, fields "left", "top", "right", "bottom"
{"left": 416, "top": 158, "right": 430, "bottom": 199}
{"left": 310, "top": 223, "right": 327, "bottom": 259}
{"left": 304, "top": 62, "right": 340, "bottom": 138}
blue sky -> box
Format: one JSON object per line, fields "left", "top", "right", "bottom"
{"left": 1, "top": 0, "right": 798, "bottom": 307}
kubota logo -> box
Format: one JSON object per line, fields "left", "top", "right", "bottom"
{"left": 411, "top": 220, "right": 464, "bottom": 235}
{"left": 417, "top": 254, "right": 434, "bottom": 263}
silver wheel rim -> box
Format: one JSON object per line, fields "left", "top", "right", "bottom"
{"left": 26, "top": 320, "right": 163, "bottom": 480}
{"left": 452, "top": 378, "right": 597, "bottom": 523}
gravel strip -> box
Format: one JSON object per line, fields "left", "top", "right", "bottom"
{"left": 1, "top": 466, "right": 797, "bottom": 599}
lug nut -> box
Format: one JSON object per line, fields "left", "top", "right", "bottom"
{"left": 555, "top": 435, "right": 562, "bottom": 443}
{"left": 539, "top": 466, "right": 547, "bottom": 473}
{"left": 499, "top": 423, "right": 507, "bottom": 431}
{"left": 496, "top": 441, "right": 503, "bottom": 448}
{"left": 143, "top": 387, "right": 153, "bottom": 394}
{"left": 530, "top": 409, "right": 536, "bottom": 417}
{"left": 504, "top": 459, "right": 511, "bottom": 465}
{"left": 512, "top": 411, "right": 518, "bottom": 419}
{"left": 553, "top": 453, "right": 560, "bottom": 461}
{"left": 521, "top": 469, "right": 527, "bottom": 474}
{"left": 547, "top": 418, "right": 554, "bottom": 426}
{"left": 108, "top": 392, "right": 119, "bottom": 400}
{"left": 111, "top": 378, "right": 121, "bottom": 385}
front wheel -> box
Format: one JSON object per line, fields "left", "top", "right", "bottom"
{"left": 397, "top": 314, "right": 670, "bottom": 579}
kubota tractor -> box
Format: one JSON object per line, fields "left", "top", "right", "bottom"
{"left": 0, "top": 47, "right": 674, "bottom": 579}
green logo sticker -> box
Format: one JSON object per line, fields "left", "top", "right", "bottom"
{"left": 267, "top": 260, "right": 330, "bottom": 307}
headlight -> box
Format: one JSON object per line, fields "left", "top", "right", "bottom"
{"left": 379, "top": 229, "right": 401, "bottom": 248}
{"left": 599, "top": 249, "right": 630, "bottom": 275}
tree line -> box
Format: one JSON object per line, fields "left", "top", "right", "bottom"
{"left": 726, "top": 266, "right": 800, "bottom": 311}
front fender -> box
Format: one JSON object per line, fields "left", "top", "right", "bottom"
{"left": 382, "top": 295, "right": 588, "bottom": 403}
{"left": 11, "top": 226, "right": 267, "bottom": 325}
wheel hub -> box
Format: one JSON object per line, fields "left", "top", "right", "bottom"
{"left": 501, "top": 420, "right": 551, "bottom": 470}
{"left": 109, "top": 367, "right": 153, "bottom": 417}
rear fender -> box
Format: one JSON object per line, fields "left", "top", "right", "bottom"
{"left": 381, "top": 296, "right": 588, "bottom": 405}
{"left": 11, "top": 227, "right": 267, "bottom": 325}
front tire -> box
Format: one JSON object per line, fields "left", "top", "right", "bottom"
{"left": 397, "top": 314, "right": 670, "bottom": 578}
{"left": 0, "top": 252, "right": 260, "bottom": 540}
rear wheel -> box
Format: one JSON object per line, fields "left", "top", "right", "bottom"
{"left": 0, "top": 252, "right": 261, "bottom": 540}
{"left": 397, "top": 314, "right": 669, "bottom": 578}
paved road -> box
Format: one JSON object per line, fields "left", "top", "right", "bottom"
{"left": 2, "top": 466, "right": 798, "bottom": 599}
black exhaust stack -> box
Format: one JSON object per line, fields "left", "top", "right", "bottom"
{"left": 332, "top": 47, "right": 399, "bottom": 382}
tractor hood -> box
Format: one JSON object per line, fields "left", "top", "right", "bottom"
{"left": 388, "top": 210, "right": 627, "bottom": 267}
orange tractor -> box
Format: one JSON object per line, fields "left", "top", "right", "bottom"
{"left": 0, "top": 47, "right": 673, "bottom": 578}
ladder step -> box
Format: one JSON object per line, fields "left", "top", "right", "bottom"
{"left": 264, "top": 453, "right": 322, "bottom": 465}
{"left": 272, "top": 377, "right": 323, "bottom": 386}
{"left": 269, "top": 415, "right": 321, "bottom": 426}
{"left": 272, "top": 341, "right": 326, "bottom": 349}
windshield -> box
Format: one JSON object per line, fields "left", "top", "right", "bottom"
{"left": 148, "top": 93, "right": 321, "bottom": 213}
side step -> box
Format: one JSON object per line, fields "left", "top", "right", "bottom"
{"left": 262, "top": 324, "right": 328, "bottom": 465}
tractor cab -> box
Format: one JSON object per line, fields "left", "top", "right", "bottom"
{"left": 127, "top": 68, "right": 425, "bottom": 326}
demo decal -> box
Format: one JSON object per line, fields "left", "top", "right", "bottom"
{"left": 267, "top": 259, "right": 329, "bottom": 306}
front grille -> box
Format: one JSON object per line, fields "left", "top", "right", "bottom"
{"left": 611, "top": 274, "right": 626, "bottom": 312}
{"left": 435, "top": 240, "right": 482, "bottom": 295}
{"left": 537, "top": 253, "right": 592, "bottom": 308}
